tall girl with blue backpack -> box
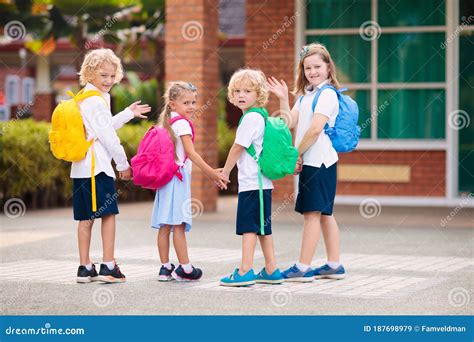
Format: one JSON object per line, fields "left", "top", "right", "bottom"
{"left": 268, "top": 43, "right": 360, "bottom": 282}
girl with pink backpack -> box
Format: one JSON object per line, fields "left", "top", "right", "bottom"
{"left": 147, "top": 81, "right": 228, "bottom": 281}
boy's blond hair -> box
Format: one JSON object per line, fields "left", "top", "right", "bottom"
{"left": 228, "top": 68, "right": 269, "bottom": 107}
{"left": 78, "top": 48, "right": 124, "bottom": 86}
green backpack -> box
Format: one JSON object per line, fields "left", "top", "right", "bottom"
{"left": 239, "top": 107, "right": 299, "bottom": 234}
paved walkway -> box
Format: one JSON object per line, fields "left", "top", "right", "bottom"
{"left": 0, "top": 197, "right": 472, "bottom": 315}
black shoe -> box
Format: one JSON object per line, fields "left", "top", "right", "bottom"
{"left": 96, "top": 263, "right": 126, "bottom": 283}
{"left": 158, "top": 263, "right": 175, "bottom": 282}
{"left": 172, "top": 265, "right": 203, "bottom": 281}
{"left": 76, "top": 264, "right": 98, "bottom": 283}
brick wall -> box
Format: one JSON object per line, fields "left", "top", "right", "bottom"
{"left": 165, "top": 0, "right": 220, "bottom": 211}
{"left": 245, "top": 0, "right": 297, "bottom": 201}
{"left": 338, "top": 151, "right": 446, "bottom": 197}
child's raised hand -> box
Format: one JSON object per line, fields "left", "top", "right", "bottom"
{"left": 129, "top": 101, "right": 151, "bottom": 119}
{"left": 267, "top": 77, "right": 288, "bottom": 100}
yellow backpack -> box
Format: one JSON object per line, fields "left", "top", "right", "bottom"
{"left": 49, "top": 89, "right": 103, "bottom": 162}
{"left": 49, "top": 89, "right": 106, "bottom": 212}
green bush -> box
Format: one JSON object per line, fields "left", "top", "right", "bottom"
{"left": 111, "top": 71, "right": 160, "bottom": 122}
{"left": 0, "top": 119, "right": 153, "bottom": 209}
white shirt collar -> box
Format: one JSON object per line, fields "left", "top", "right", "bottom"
{"left": 304, "top": 79, "right": 329, "bottom": 94}
{"left": 83, "top": 82, "right": 111, "bottom": 102}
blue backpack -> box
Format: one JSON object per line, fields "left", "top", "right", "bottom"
{"left": 300, "top": 85, "right": 361, "bottom": 152}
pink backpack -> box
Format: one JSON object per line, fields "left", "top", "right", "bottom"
{"left": 131, "top": 116, "right": 194, "bottom": 190}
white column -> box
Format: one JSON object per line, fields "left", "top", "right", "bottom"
{"left": 35, "top": 56, "right": 51, "bottom": 94}
{"left": 445, "top": 0, "right": 459, "bottom": 199}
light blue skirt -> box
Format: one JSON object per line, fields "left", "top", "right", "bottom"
{"left": 151, "top": 169, "right": 192, "bottom": 232}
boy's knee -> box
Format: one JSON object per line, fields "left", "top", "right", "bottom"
{"left": 304, "top": 211, "right": 321, "bottom": 221}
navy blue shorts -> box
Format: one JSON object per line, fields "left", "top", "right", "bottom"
{"left": 72, "top": 172, "right": 119, "bottom": 221}
{"left": 236, "top": 189, "right": 272, "bottom": 236}
{"left": 295, "top": 163, "right": 337, "bottom": 216}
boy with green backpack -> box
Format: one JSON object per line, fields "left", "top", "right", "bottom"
{"left": 219, "top": 68, "right": 298, "bottom": 287}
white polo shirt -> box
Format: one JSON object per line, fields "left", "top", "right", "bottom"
{"left": 293, "top": 80, "right": 339, "bottom": 168}
{"left": 170, "top": 112, "right": 193, "bottom": 173}
{"left": 70, "top": 83, "right": 134, "bottom": 179}
{"left": 235, "top": 111, "right": 273, "bottom": 193}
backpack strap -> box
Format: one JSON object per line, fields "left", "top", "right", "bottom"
{"left": 169, "top": 115, "right": 195, "bottom": 142}
{"left": 169, "top": 115, "right": 195, "bottom": 165}
{"left": 239, "top": 107, "right": 268, "bottom": 159}
{"left": 68, "top": 88, "right": 107, "bottom": 213}
{"left": 238, "top": 107, "right": 268, "bottom": 235}
{"left": 310, "top": 84, "right": 338, "bottom": 112}
{"left": 309, "top": 84, "right": 341, "bottom": 131}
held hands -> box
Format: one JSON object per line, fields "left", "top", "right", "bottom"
{"left": 129, "top": 100, "right": 151, "bottom": 119}
{"left": 210, "top": 168, "right": 230, "bottom": 190}
{"left": 119, "top": 167, "right": 132, "bottom": 181}
{"left": 267, "top": 77, "right": 289, "bottom": 100}
{"left": 294, "top": 156, "right": 303, "bottom": 175}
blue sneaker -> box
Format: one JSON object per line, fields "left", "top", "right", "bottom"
{"left": 255, "top": 268, "right": 284, "bottom": 284}
{"left": 220, "top": 268, "right": 255, "bottom": 287}
{"left": 313, "top": 264, "right": 346, "bottom": 279}
{"left": 281, "top": 264, "right": 314, "bottom": 282}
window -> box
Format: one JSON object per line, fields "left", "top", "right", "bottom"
{"left": 5, "top": 75, "right": 21, "bottom": 105}
{"left": 22, "top": 77, "right": 35, "bottom": 104}
{"left": 305, "top": 0, "right": 447, "bottom": 140}
{"left": 458, "top": 1, "right": 474, "bottom": 193}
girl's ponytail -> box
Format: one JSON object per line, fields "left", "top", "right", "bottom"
{"left": 158, "top": 92, "right": 178, "bottom": 161}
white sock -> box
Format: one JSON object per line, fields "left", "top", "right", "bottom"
{"left": 327, "top": 261, "right": 340, "bottom": 269}
{"left": 162, "top": 262, "right": 172, "bottom": 270}
{"left": 296, "top": 262, "right": 311, "bottom": 272}
{"left": 104, "top": 260, "right": 115, "bottom": 270}
{"left": 85, "top": 263, "right": 93, "bottom": 271}
{"left": 181, "top": 263, "right": 193, "bottom": 273}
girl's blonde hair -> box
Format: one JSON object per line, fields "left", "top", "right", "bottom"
{"left": 78, "top": 48, "right": 124, "bottom": 86}
{"left": 228, "top": 68, "right": 269, "bottom": 107}
{"left": 292, "top": 43, "right": 340, "bottom": 96}
{"left": 157, "top": 81, "right": 197, "bottom": 160}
